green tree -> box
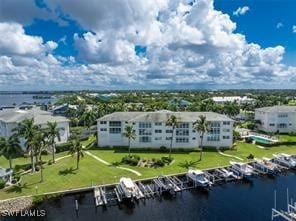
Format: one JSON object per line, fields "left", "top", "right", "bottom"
{"left": 68, "top": 139, "right": 84, "bottom": 170}
{"left": 193, "top": 115, "right": 210, "bottom": 161}
{"left": 81, "top": 110, "right": 96, "bottom": 132}
{"left": 14, "top": 118, "right": 39, "bottom": 173}
{"left": 30, "top": 130, "right": 47, "bottom": 182}
{"left": 0, "top": 135, "right": 22, "bottom": 169}
{"left": 123, "top": 125, "right": 136, "bottom": 156}
{"left": 45, "top": 122, "right": 62, "bottom": 164}
{"left": 166, "top": 115, "right": 180, "bottom": 159}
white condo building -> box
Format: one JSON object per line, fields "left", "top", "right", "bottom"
{"left": 255, "top": 106, "right": 296, "bottom": 133}
{"left": 97, "top": 111, "right": 234, "bottom": 149}
{"left": 0, "top": 108, "right": 70, "bottom": 149}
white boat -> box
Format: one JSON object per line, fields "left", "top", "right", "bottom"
{"left": 273, "top": 153, "right": 296, "bottom": 168}
{"left": 119, "top": 177, "right": 138, "bottom": 198}
{"left": 216, "top": 168, "right": 235, "bottom": 181}
{"left": 187, "top": 169, "right": 212, "bottom": 187}
{"left": 230, "top": 161, "right": 254, "bottom": 177}
{"left": 257, "top": 158, "right": 279, "bottom": 172}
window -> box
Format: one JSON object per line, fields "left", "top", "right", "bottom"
{"left": 192, "top": 130, "right": 196, "bottom": 133}
{"left": 139, "top": 136, "right": 151, "bottom": 143}
{"left": 100, "top": 121, "right": 107, "bottom": 124}
{"left": 278, "top": 113, "right": 288, "bottom": 118}
{"left": 109, "top": 121, "right": 121, "bottom": 127}
{"left": 176, "top": 129, "right": 189, "bottom": 136}
{"left": 222, "top": 128, "right": 230, "bottom": 132}
{"left": 155, "top": 137, "right": 162, "bottom": 141}
{"left": 177, "top": 123, "right": 189, "bottom": 128}
{"left": 223, "top": 121, "right": 230, "bottom": 125}
{"left": 211, "top": 122, "right": 221, "bottom": 127}
{"left": 166, "top": 137, "right": 172, "bottom": 140}
{"left": 109, "top": 128, "right": 121, "bottom": 134}
{"left": 100, "top": 128, "right": 107, "bottom": 132}
{"left": 223, "top": 136, "right": 230, "bottom": 139}
{"left": 192, "top": 137, "right": 196, "bottom": 140}
{"left": 139, "top": 129, "right": 152, "bottom": 135}
{"left": 139, "top": 122, "right": 152, "bottom": 128}
{"left": 207, "top": 135, "right": 220, "bottom": 141}
{"left": 176, "top": 137, "right": 189, "bottom": 143}
{"left": 155, "top": 122, "right": 162, "bottom": 126}
{"left": 166, "top": 129, "right": 173, "bottom": 133}
{"left": 155, "top": 129, "right": 162, "bottom": 133}
{"left": 269, "top": 123, "right": 275, "bottom": 127}
{"left": 277, "top": 123, "right": 287, "bottom": 128}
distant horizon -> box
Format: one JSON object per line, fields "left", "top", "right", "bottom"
{"left": 1, "top": 0, "right": 296, "bottom": 90}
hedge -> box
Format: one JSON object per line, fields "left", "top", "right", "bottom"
{"left": 255, "top": 140, "right": 296, "bottom": 147}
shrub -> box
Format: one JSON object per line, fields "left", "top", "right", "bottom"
{"left": 159, "top": 146, "right": 167, "bottom": 152}
{"left": 41, "top": 150, "right": 48, "bottom": 155}
{"left": 56, "top": 142, "right": 72, "bottom": 153}
{"left": 247, "top": 154, "right": 255, "bottom": 159}
{"left": 0, "top": 179, "right": 5, "bottom": 189}
{"left": 161, "top": 156, "right": 173, "bottom": 164}
{"left": 48, "top": 160, "right": 53, "bottom": 165}
{"left": 154, "top": 159, "right": 165, "bottom": 167}
{"left": 121, "top": 155, "right": 141, "bottom": 166}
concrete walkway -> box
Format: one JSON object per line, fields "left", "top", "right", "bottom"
{"left": 56, "top": 155, "right": 71, "bottom": 162}
{"left": 217, "top": 148, "right": 244, "bottom": 161}
{"left": 85, "top": 151, "right": 142, "bottom": 176}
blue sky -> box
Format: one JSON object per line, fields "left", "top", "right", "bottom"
{"left": 0, "top": 0, "right": 296, "bottom": 90}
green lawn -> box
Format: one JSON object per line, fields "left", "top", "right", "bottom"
{"left": 0, "top": 141, "right": 295, "bottom": 200}
{"left": 278, "top": 135, "right": 296, "bottom": 142}
{"left": 0, "top": 155, "right": 132, "bottom": 200}
{"left": 0, "top": 152, "right": 68, "bottom": 169}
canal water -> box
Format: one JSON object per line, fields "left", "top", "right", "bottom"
{"left": 0, "top": 93, "right": 56, "bottom": 107}
{"left": 6, "top": 171, "right": 295, "bottom": 221}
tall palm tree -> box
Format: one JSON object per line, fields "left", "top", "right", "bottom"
{"left": 166, "top": 115, "right": 180, "bottom": 159}
{"left": 30, "top": 130, "right": 47, "bottom": 182}
{"left": 193, "top": 115, "right": 210, "bottom": 161}
{"left": 68, "top": 139, "right": 84, "bottom": 170}
{"left": 123, "top": 125, "right": 136, "bottom": 156}
{"left": 14, "top": 118, "right": 39, "bottom": 173}
{"left": 46, "top": 121, "right": 62, "bottom": 164}
{"left": 0, "top": 135, "right": 22, "bottom": 169}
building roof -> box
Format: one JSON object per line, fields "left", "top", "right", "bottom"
{"left": 255, "top": 105, "right": 296, "bottom": 113}
{"left": 0, "top": 108, "right": 69, "bottom": 124}
{"left": 212, "top": 96, "right": 254, "bottom": 103}
{"left": 97, "top": 111, "right": 233, "bottom": 123}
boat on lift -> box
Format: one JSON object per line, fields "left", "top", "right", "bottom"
{"left": 186, "top": 169, "right": 212, "bottom": 188}
{"left": 272, "top": 153, "right": 296, "bottom": 168}
{"left": 230, "top": 161, "right": 254, "bottom": 178}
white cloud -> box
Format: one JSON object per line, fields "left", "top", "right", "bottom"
{"left": 293, "top": 25, "right": 296, "bottom": 33}
{"left": 233, "top": 6, "right": 250, "bottom": 16}
{"left": 0, "top": 0, "right": 296, "bottom": 90}
{"left": 0, "top": 22, "right": 57, "bottom": 56}
{"left": 276, "top": 22, "right": 283, "bottom": 29}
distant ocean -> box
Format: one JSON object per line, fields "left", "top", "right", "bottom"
{"left": 0, "top": 93, "right": 56, "bottom": 107}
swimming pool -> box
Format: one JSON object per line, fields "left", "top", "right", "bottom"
{"left": 249, "top": 135, "right": 276, "bottom": 144}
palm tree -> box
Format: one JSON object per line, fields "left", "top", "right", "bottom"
{"left": 0, "top": 135, "right": 22, "bottom": 169}
{"left": 193, "top": 115, "right": 210, "bottom": 161}
{"left": 30, "top": 130, "right": 47, "bottom": 182}
{"left": 81, "top": 110, "right": 96, "bottom": 133}
{"left": 166, "top": 115, "right": 179, "bottom": 159}
{"left": 46, "top": 121, "right": 62, "bottom": 164}
{"left": 68, "top": 139, "right": 84, "bottom": 170}
{"left": 14, "top": 118, "right": 39, "bottom": 173}
{"left": 123, "top": 125, "right": 136, "bottom": 156}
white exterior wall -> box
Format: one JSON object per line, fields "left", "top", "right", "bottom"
{"left": 255, "top": 110, "right": 296, "bottom": 133}
{"left": 0, "top": 120, "right": 70, "bottom": 150}
{"left": 97, "top": 120, "right": 233, "bottom": 148}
